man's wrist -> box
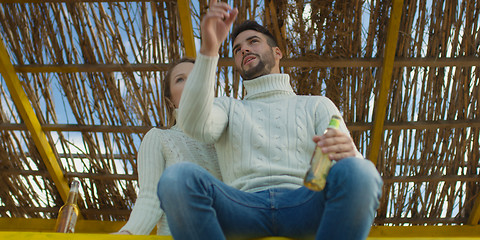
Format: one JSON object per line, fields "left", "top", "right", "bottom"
{"left": 197, "top": 51, "right": 220, "bottom": 60}
{"left": 200, "top": 43, "right": 220, "bottom": 56}
{"left": 199, "top": 48, "right": 218, "bottom": 56}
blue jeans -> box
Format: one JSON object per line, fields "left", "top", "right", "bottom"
{"left": 157, "top": 157, "right": 383, "bottom": 240}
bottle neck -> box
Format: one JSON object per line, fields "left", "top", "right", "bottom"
{"left": 66, "top": 180, "right": 79, "bottom": 204}
{"left": 327, "top": 115, "right": 341, "bottom": 129}
{"left": 66, "top": 190, "right": 78, "bottom": 204}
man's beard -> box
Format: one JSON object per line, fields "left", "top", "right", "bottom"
{"left": 240, "top": 51, "right": 275, "bottom": 80}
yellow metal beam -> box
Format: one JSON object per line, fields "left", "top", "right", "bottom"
{"left": 1, "top": 218, "right": 480, "bottom": 238}
{"left": 468, "top": 192, "right": 480, "bottom": 225}
{"left": 0, "top": 38, "right": 70, "bottom": 202}
{"left": 0, "top": 218, "right": 127, "bottom": 233}
{"left": 0, "top": 232, "right": 169, "bottom": 240}
{"left": 0, "top": 232, "right": 477, "bottom": 240}
{"left": 0, "top": 231, "right": 478, "bottom": 240}
{"left": 177, "top": 0, "right": 196, "bottom": 58}
{"left": 368, "top": 0, "right": 404, "bottom": 164}
{"left": 369, "top": 225, "right": 480, "bottom": 238}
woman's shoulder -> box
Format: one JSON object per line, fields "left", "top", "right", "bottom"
{"left": 143, "top": 127, "right": 166, "bottom": 137}
{"left": 146, "top": 126, "right": 198, "bottom": 142}
{"left": 144, "top": 126, "right": 184, "bottom": 134}
{"left": 141, "top": 127, "right": 180, "bottom": 142}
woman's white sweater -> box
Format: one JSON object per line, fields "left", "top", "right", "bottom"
{"left": 178, "top": 54, "right": 361, "bottom": 193}
{"left": 119, "top": 125, "right": 221, "bottom": 235}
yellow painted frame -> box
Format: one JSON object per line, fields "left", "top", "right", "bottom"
{"left": 0, "top": 38, "right": 71, "bottom": 202}
{"left": 468, "top": 193, "right": 480, "bottom": 225}
{"left": 2, "top": 231, "right": 479, "bottom": 240}
{"left": 2, "top": 232, "right": 480, "bottom": 240}
{"left": 177, "top": 0, "right": 196, "bottom": 58}
{"left": 368, "top": 0, "right": 404, "bottom": 164}
{"left": 1, "top": 218, "right": 480, "bottom": 238}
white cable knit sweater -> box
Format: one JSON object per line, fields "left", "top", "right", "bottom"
{"left": 119, "top": 125, "right": 221, "bottom": 235}
{"left": 178, "top": 53, "right": 362, "bottom": 193}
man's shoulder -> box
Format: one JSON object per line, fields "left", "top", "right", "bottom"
{"left": 296, "top": 94, "right": 332, "bottom": 102}
{"left": 213, "top": 96, "right": 244, "bottom": 105}
{"left": 295, "top": 95, "right": 339, "bottom": 110}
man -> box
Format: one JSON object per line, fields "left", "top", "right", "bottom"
{"left": 157, "top": 1, "right": 383, "bottom": 239}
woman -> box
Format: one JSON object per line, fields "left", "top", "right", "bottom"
{"left": 115, "top": 58, "right": 221, "bottom": 235}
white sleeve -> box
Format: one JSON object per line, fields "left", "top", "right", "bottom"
{"left": 177, "top": 53, "right": 228, "bottom": 144}
{"left": 119, "top": 128, "right": 165, "bottom": 235}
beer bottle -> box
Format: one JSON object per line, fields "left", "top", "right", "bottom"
{"left": 304, "top": 115, "right": 342, "bottom": 191}
{"left": 55, "top": 179, "right": 80, "bottom": 233}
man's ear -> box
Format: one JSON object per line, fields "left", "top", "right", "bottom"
{"left": 274, "top": 46, "right": 283, "bottom": 60}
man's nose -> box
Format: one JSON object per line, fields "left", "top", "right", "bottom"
{"left": 241, "top": 48, "right": 250, "bottom": 56}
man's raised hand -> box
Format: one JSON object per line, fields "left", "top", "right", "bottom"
{"left": 200, "top": 0, "right": 238, "bottom": 56}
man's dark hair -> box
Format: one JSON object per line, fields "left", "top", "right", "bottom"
{"left": 231, "top": 20, "right": 278, "bottom": 47}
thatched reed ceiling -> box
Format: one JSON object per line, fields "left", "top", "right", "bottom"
{"left": 0, "top": 0, "right": 479, "bottom": 227}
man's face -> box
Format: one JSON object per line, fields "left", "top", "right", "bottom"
{"left": 232, "top": 30, "right": 280, "bottom": 80}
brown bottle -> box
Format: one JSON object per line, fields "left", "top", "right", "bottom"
{"left": 304, "top": 115, "right": 342, "bottom": 191}
{"left": 55, "top": 179, "right": 80, "bottom": 233}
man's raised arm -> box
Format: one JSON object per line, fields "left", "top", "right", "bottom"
{"left": 177, "top": 0, "right": 238, "bottom": 143}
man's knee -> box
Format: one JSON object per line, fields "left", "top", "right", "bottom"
{"left": 329, "top": 157, "right": 383, "bottom": 192}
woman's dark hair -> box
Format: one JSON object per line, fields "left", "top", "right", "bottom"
{"left": 231, "top": 20, "right": 278, "bottom": 47}
{"left": 162, "top": 57, "right": 195, "bottom": 128}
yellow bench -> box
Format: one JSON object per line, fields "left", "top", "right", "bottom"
{"left": 0, "top": 231, "right": 479, "bottom": 240}
{"left": 1, "top": 218, "right": 479, "bottom": 239}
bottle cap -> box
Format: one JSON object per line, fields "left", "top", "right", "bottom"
{"left": 328, "top": 115, "right": 342, "bottom": 129}
{"left": 70, "top": 179, "right": 80, "bottom": 192}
